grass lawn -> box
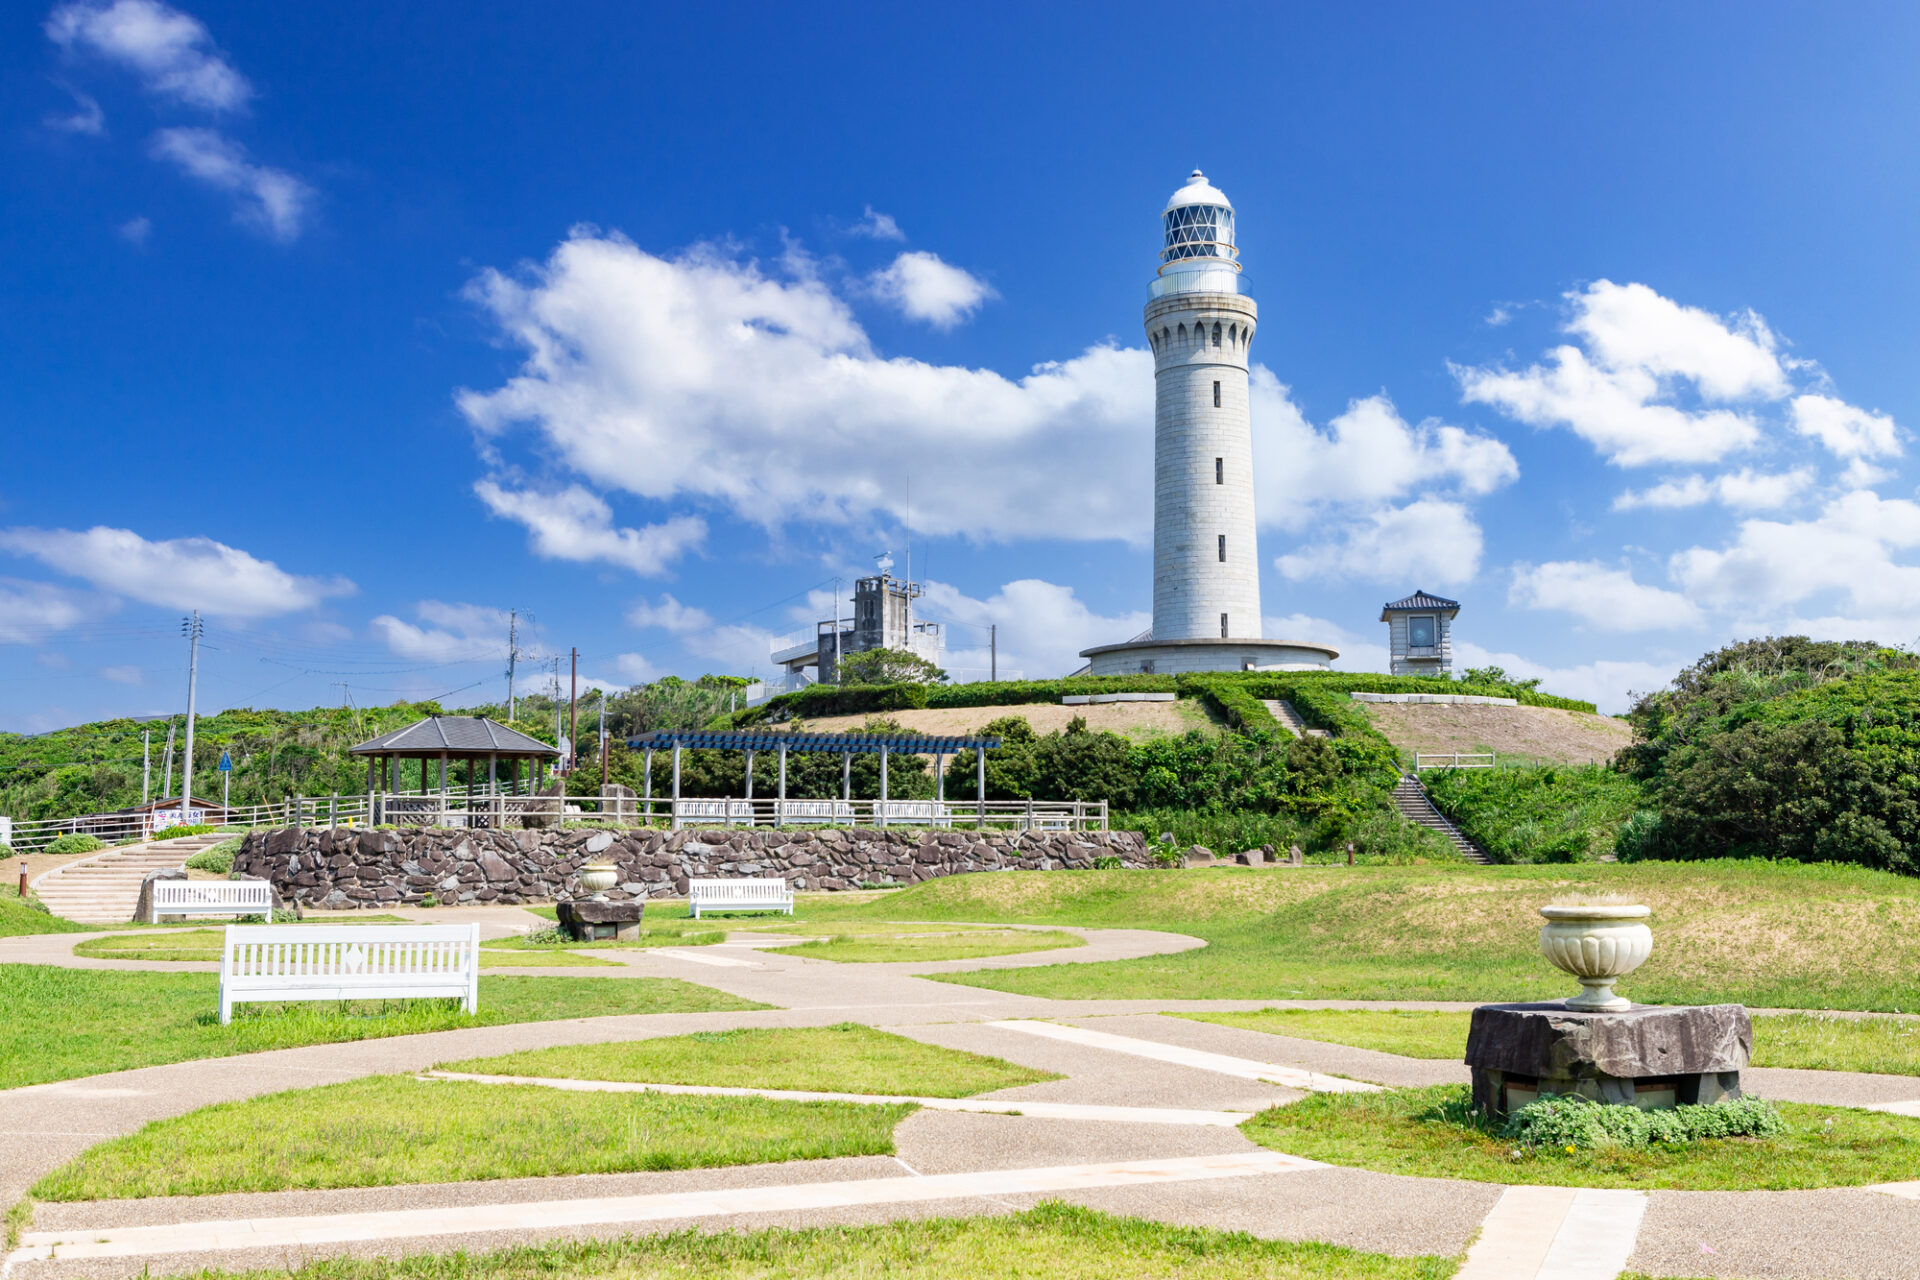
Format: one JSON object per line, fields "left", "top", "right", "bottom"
{"left": 779, "top": 926, "right": 1085, "bottom": 964}
{"left": 68, "top": 930, "right": 622, "bottom": 967}
{"left": 1175, "top": 1009, "right": 1920, "bottom": 1077}
{"left": 798, "top": 862, "right": 1920, "bottom": 1011}
{"left": 1242, "top": 1084, "right": 1920, "bottom": 1190}
{"left": 32, "top": 1075, "right": 911, "bottom": 1200}
{"left": 146, "top": 1203, "right": 1451, "bottom": 1280}
{"left": 444, "top": 1023, "right": 1059, "bottom": 1097}
{"left": 0, "top": 966, "right": 767, "bottom": 1089}
{"left": 0, "top": 884, "right": 92, "bottom": 936}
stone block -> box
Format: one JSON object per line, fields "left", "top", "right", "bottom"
{"left": 556, "top": 898, "right": 643, "bottom": 942}
{"left": 1465, "top": 1001, "right": 1751, "bottom": 1119}
{"left": 1183, "top": 845, "right": 1216, "bottom": 866}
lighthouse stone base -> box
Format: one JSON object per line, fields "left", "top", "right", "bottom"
{"left": 1079, "top": 637, "right": 1338, "bottom": 676}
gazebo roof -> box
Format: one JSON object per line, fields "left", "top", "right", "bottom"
{"left": 628, "top": 730, "right": 1000, "bottom": 755}
{"left": 349, "top": 715, "right": 560, "bottom": 757}
{"left": 1380, "top": 589, "right": 1460, "bottom": 615}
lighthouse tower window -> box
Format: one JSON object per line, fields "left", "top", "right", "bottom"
{"left": 1213, "top": 380, "right": 1221, "bottom": 408}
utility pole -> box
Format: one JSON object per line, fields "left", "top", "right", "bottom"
{"left": 568, "top": 648, "right": 579, "bottom": 773}
{"left": 160, "top": 718, "right": 177, "bottom": 801}
{"left": 180, "top": 611, "right": 203, "bottom": 820}
{"left": 505, "top": 610, "right": 520, "bottom": 721}
{"left": 598, "top": 688, "right": 609, "bottom": 791}
{"left": 990, "top": 624, "right": 997, "bottom": 682}
{"left": 833, "top": 577, "right": 842, "bottom": 686}
{"left": 552, "top": 657, "right": 563, "bottom": 761}
{"left": 141, "top": 729, "right": 152, "bottom": 806}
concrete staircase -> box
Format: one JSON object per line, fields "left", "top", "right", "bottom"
{"left": 1263, "top": 700, "right": 1330, "bottom": 739}
{"left": 30, "top": 834, "right": 231, "bottom": 924}
{"left": 1391, "top": 774, "right": 1491, "bottom": 865}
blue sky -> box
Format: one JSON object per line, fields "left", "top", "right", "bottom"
{"left": 4, "top": 1, "right": 1917, "bottom": 728}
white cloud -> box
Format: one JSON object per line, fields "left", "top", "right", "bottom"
{"left": 920, "top": 578, "right": 1149, "bottom": 682}
{"left": 1509, "top": 560, "right": 1703, "bottom": 631}
{"left": 1451, "top": 641, "right": 1672, "bottom": 717}
{"left": 1251, "top": 388, "right": 1517, "bottom": 529}
{"left": 46, "top": 0, "right": 251, "bottom": 111}
{"left": 370, "top": 601, "right": 516, "bottom": 663}
{"left": 1611, "top": 466, "right": 1814, "bottom": 512}
{"left": 1567, "top": 280, "right": 1787, "bottom": 401}
{"left": 626, "top": 594, "right": 712, "bottom": 634}
{"left": 150, "top": 127, "right": 311, "bottom": 242}
{"left": 118, "top": 214, "right": 151, "bottom": 245}
{"left": 100, "top": 664, "right": 142, "bottom": 684}
{"left": 1790, "top": 394, "right": 1900, "bottom": 460}
{"left": 1455, "top": 280, "right": 1795, "bottom": 466}
{"left": 458, "top": 231, "right": 1155, "bottom": 545}
{"left": 1275, "top": 499, "right": 1485, "bottom": 586}
{"left": 46, "top": 87, "right": 105, "bottom": 135}
{"left": 1484, "top": 306, "right": 1512, "bottom": 327}
{"left": 1669, "top": 491, "right": 1920, "bottom": 617}
{"left": 474, "top": 480, "right": 705, "bottom": 577}
{"left": 0, "top": 526, "right": 351, "bottom": 617}
{"left": 867, "top": 250, "right": 994, "bottom": 328}
{"left": 0, "top": 578, "right": 92, "bottom": 643}
{"left": 849, "top": 206, "right": 904, "bottom": 241}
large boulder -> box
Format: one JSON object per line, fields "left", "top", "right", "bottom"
{"left": 520, "top": 779, "right": 568, "bottom": 829}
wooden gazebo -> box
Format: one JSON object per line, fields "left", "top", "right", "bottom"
{"left": 349, "top": 715, "right": 561, "bottom": 797}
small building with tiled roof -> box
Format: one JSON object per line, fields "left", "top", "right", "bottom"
{"left": 1380, "top": 590, "right": 1460, "bottom": 677}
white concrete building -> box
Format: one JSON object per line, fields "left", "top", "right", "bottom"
{"left": 1082, "top": 171, "right": 1337, "bottom": 676}
{"left": 762, "top": 556, "right": 944, "bottom": 700}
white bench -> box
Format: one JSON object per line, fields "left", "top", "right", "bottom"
{"left": 151, "top": 879, "right": 276, "bottom": 923}
{"left": 219, "top": 923, "right": 479, "bottom": 1024}
{"left": 675, "top": 799, "right": 755, "bottom": 826}
{"left": 776, "top": 799, "right": 857, "bottom": 825}
{"left": 689, "top": 878, "right": 794, "bottom": 918}
{"left": 875, "top": 800, "right": 950, "bottom": 826}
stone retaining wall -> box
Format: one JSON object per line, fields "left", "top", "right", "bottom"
{"left": 235, "top": 825, "right": 1151, "bottom": 909}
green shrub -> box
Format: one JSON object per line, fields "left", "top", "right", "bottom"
{"left": 184, "top": 839, "right": 239, "bottom": 875}
{"left": 44, "top": 833, "right": 105, "bottom": 856}
{"left": 1423, "top": 766, "right": 1644, "bottom": 864}
{"left": 1623, "top": 639, "right": 1920, "bottom": 874}
{"left": 1504, "top": 1093, "right": 1786, "bottom": 1149}
{"left": 1091, "top": 855, "right": 1122, "bottom": 870}
{"left": 0, "top": 842, "right": 12, "bottom": 860}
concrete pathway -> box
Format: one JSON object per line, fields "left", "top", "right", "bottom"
{"left": 5, "top": 921, "right": 1920, "bottom": 1279}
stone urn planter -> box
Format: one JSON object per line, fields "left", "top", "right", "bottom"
{"left": 578, "top": 862, "right": 619, "bottom": 896}
{"left": 1537, "top": 903, "right": 1653, "bottom": 1012}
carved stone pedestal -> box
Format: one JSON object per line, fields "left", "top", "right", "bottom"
{"left": 555, "top": 898, "right": 643, "bottom": 942}
{"left": 1465, "top": 1001, "right": 1751, "bottom": 1120}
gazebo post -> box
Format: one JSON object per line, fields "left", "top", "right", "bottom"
{"left": 977, "top": 747, "right": 987, "bottom": 829}
{"left": 878, "top": 746, "right": 889, "bottom": 829}
{"left": 364, "top": 758, "right": 374, "bottom": 794}
{"left": 777, "top": 742, "right": 788, "bottom": 823}
{"left": 670, "top": 744, "right": 682, "bottom": 830}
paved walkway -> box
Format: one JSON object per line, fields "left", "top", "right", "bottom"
{"left": 5, "top": 915, "right": 1920, "bottom": 1279}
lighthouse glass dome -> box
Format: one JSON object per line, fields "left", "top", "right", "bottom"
{"left": 1153, "top": 170, "right": 1245, "bottom": 298}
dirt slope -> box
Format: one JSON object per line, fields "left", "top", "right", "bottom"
{"left": 1357, "top": 701, "right": 1634, "bottom": 766}
{"left": 796, "top": 699, "right": 1222, "bottom": 740}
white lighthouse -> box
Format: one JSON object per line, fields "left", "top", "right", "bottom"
{"left": 1081, "top": 171, "right": 1337, "bottom": 675}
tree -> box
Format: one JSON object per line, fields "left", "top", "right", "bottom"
{"left": 837, "top": 647, "right": 947, "bottom": 686}
{"left": 1461, "top": 665, "right": 1541, "bottom": 692}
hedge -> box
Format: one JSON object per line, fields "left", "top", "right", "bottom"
{"left": 736, "top": 670, "right": 1595, "bottom": 730}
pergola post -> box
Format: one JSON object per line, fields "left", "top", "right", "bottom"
{"left": 977, "top": 746, "right": 987, "bottom": 829}
{"left": 777, "top": 742, "right": 788, "bottom": 819}
{"left": 935, "top": 751, "right": 944, "bottom": 803}
{"left": 842, "top": 750, "right": 851, "bottom": 802}
{"left": 878, "top": 746, "right": 889, "bottom": 829}
{"left": 744, "top": 749, "right": 755, "bottom": 801}
{"left": 671, "top": 744, "right": 682, "bottom": 830}
{"left": 643, "top": 747, "right": 654, "bottom": 822}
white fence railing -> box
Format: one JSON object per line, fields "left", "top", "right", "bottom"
{"left": 1414, "top": 752, "right": 1496, "bottom": 771}
{"left": 6, "top": 786, "right": 1108, "bottom": 852}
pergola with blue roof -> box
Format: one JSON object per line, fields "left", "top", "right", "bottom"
{"left": 626, "top": 729, "right": 1002, "bottom": 825}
